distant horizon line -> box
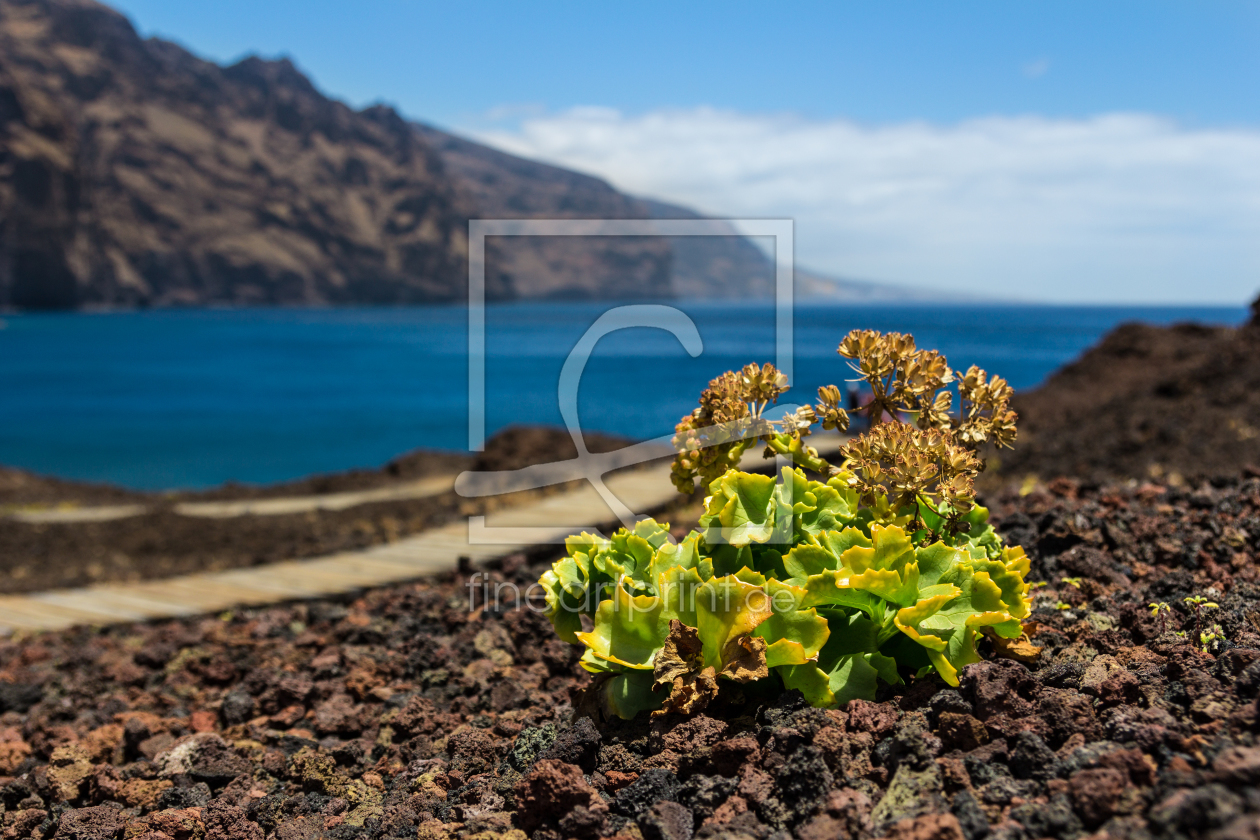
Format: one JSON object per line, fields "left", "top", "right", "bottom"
{"left": 1, "top": 298, "right": 1252, "bottom": 318}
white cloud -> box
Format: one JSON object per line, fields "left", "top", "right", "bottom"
{"left": 469, "top": 108, "right": 1260, "bottom": 303}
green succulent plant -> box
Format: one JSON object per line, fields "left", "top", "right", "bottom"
{"left": 538, "top": 330, "right": 1033, "bottom": 719}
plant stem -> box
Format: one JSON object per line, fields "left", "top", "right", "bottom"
{"left": 765, "top": 433, "right": 836, "bottom": 475}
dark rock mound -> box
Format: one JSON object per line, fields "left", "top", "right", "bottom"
{"left": 995, "top": 293, "right": 1260, "bottom": 482}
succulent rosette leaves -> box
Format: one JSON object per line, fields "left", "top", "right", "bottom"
{"left": 538, "top": 465, "right": 1031, "bottom": 719}
{"left": 542, "top": 330, "right": 1030, "bottom": 719}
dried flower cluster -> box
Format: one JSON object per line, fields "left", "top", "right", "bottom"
{"left": 671, "top": 329, "right": 1019, "bottom": 544}
{"left": 836, "top": 332, "right": 1017, "bottom": 538}
{"left": 670, "top": 362, "right": 789, "bottom": 493}
{"left": 813, "top": 384, "right": 850, "bottom": 432}
{"left": 954, "top": 365, "right": 1018, "bottom": 448}
{"left": 841, "top": 423, "right": 982, "bottom": 541}
{"left": 838, "top": 329, "right": 953, "bottom": 426}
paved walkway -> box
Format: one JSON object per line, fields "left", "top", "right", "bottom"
{"left": 0, "top": 433, "right": 846, "bottom": 634}
{"left": 6, "top": 475, "right": 457, "bottom": 524}
{"left": 0, "top": 465, "right": 676, "bottom": 634}
{"left": 6, "top": 504, "right": 151, "bottom": 524}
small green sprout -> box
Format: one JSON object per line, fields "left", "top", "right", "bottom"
{"left": 542, "top": 330, "right": 1032, "bottom": 719}
{"left": 1062, "top": 577, "right": 1083, "bottom": 589}
{"left": 1200, "top": 623, "right": 1224, "bottom": 654}
{"left": 1183, "top": 595, "right": 1220, "bottom": 645}
{"left": 1183, "top": 595, "right": 1219, "bottom": 609}
{"left": 1149, "top": 602, "right": 1172, "bottom": 634}
{"left": 1056, "top": 602, "right": 1073, "bottom": 611}
{"left": 1029, "top": 581, "right": 1048, "bottom": 590}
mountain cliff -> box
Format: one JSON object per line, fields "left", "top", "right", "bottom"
{"left": 0, "top": 0, "right": 754, "bottom": 309}
{"left": 0, "top": 0, "right": 485, "bottom": 308}
{"left": 0, "top": 0, "right": 937, "bottom": 310}
{"left": 412, "top": 122, "right": 673, "bottom": 300}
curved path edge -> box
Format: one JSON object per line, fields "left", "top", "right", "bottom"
{"left": 0, "top": 465, "right": 677, "bottom": 634}
{"left": 0, "top": 434, "right": 845, "bottom": 634}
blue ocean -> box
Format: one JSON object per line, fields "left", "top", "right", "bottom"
{"left": 0, "top": 301, "right": 1248, "bottom": 490}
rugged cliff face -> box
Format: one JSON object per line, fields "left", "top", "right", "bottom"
{"left": 0, "top": 0, "right": 683, "bottom": 309}
{"left": 413, "top": 124, "right": 675, "bottom": 301}
{"left": 0, "top": 0, "right": 489, "bottom": 308}
{"left": 0, "top": 0, "right": 937, "bottom": 310}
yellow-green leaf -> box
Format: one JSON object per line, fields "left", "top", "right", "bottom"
{"left": 778, "top": 663, "right": 834, "bottom": 707}
{"left": 577, "top": 585, "right": 669, "bottom": 671}
{"left": 598, "top": 670, "right": 662, "bottom": 720}
{"left": 701, "top": 471, "right": 778, "bottom": 547}
{"left": 797, "top": 570, "right": 881, "bottom": 620}
{"left": 894, "top": 561, "right": 1024, "bottom": 685}
{"left": 649, "top": 531, "right": 702, "bottom": 581}
{"left": 657, "top": 565, "right": 703, "bottom": 630}
{"left": 838, "top": 524, "right": 920, "bottom": 606}
{"left": 753, "top": 580, "right": 830, "bottom": 668}
{"left": 783, "top": 545, "right": 837, "bottom": 582}
{"left": 696, "top": 575, "right": 773, "bottom": 670}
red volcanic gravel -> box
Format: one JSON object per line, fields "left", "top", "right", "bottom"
{"left": 1, "top": 475, "right": 1259, "bottom": 839}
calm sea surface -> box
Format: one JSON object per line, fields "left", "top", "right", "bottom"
{"left": 0, "top": 301, "right": 1247, "bottom": 490}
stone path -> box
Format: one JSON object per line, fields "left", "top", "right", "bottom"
{"left": 5, "top": 475, "right": 457, "bottom": 524}
{"left": 0, "top": 434, "right": 845, "bottom": 634}
{"left": 7, "top": 504, "right": 151, "bottom": 524}
{"left": 0, "top": 465, "right": 675, "bottom": 634}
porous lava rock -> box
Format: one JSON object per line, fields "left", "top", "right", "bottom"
{"left": 0, "top": 474, "right": 1258, "bottom": 838}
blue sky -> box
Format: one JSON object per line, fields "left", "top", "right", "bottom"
{"left": 109, "top": 1, "right": 1260, "bottom": 304}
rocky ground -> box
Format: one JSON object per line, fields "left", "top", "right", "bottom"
{"left": 1, "top": 471, "right": 1258, "bottom": 839}
{"left": 994, "top": 298, "right": 1260, "bottom": 485}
